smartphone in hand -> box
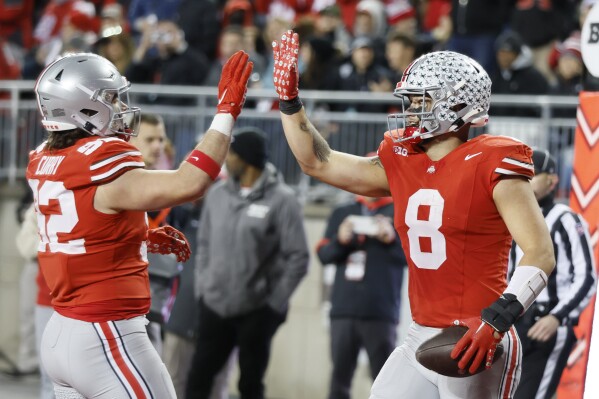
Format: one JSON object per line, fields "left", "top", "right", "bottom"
{"left": 348, "top": 215, "right": 379, "bottom": 236}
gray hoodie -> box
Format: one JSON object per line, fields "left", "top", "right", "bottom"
{"left": 195, "top": 163, "right": 309, "bottom": 317}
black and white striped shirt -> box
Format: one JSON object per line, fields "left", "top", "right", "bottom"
{"left": 509, "top": 201, "right": 597, "bottom": 325}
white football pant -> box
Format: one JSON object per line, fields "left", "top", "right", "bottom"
{"left": 41, "top": 312, "right": 176, "bottom": 399}
{"left": 370, "top": 322, "right": 522, "bottom": 399}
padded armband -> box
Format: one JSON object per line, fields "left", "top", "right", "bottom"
{"left": 504, "top": 265, "right": 548, "bottom": 312}
{"left": 481, "top": 266, "right": 548, "bottom": 333}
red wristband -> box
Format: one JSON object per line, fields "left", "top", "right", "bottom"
{"left": 185, "top": 150, "right": 221, "bottom": 180}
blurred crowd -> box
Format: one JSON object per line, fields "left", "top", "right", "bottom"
{"left": 1, "top": 0, "right": 598, "bottom": 112}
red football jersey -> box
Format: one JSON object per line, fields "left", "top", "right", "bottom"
{"left": 378, "top": 134, "right": 534, "bottom": 327}
{"left": 26, "top": 136, "right": 150, "bottom": 322}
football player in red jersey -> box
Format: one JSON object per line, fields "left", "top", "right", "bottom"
{"left": 272, "top": 30, "right": 555, "bottom": 398}
{"left": 26, "top": 51, "right": 252, "bottom": 398}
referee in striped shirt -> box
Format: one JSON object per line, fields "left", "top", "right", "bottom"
{"left": 509, "top": 149, "right": 597, "bottom": 399}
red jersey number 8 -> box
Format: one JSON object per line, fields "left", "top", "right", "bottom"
{"left": 405, "top": 189, "right": 446, "bottom": 270}
{"left": 28, "top": 179, "right": 86, "bottom": 254}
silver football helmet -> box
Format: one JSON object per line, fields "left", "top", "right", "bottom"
{"left": 387, "top": 51, "right": 491, "bottom": 143}
{"left": 35, "top": 53, "right": 140, "bottom": 137}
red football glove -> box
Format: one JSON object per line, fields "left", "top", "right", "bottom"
{"left": 450, "top": 318, "right": 504, "bottom": 374}
{"left": 147, "top": 225, "right": 191, "bottom": 263}
{"left": 216, "top": 50, "right": 254, "bottom": 120}
{"left": 272, "top": 30, "right": 300, "bottom": 101}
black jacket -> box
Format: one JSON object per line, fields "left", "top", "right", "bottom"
{"left": 126, "top": 47, "right": 209, "bottom": 105}
{"left": 317, "top": 200, "right": 406, "bottom": 323}
{"left": 491, "top": 49, "right": 549, "bottom": 116}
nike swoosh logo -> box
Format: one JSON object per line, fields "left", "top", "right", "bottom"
{"left": 465, "top": 152, "right": 482, "bottom": 161}
{"left": 218, "top": 89, "right": 228, "bottom": 104}
{"left": 190, "top": 156, "right": 199, "bottom": 161}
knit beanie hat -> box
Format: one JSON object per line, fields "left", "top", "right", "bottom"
{"left": 495, "top": 31, "right": 523, "bottom": 54}
{"left": 230, "top": 127, "right": 268, "bottom": 169}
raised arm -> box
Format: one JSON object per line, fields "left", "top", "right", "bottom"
{"left": 272, "top": 30, "right": 390, "bottom": 197}
{"left": 96, "top": 51, "right": 253, "bottom": 212}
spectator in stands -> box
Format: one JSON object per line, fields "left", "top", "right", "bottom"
{"left": 261, "top": 16, "right": 294, "bottom": 85}
{"left": 205, "top": 26, "right": 265, "bottom": 88}
{"left": 445, "top": 0, "right": 513, "bottom": 75}
{"left": 420, "top": 0, "right": 452, "bottom": 36}
{"left": 0, "top": 37, "right": 21, "bottom": 82}
{"left": 175, "top": 0, "right": 220, "bottom": 59}
{"left": 550, "top": 0, "right": 599, "bottom": 92}
{"left": 255, "top": 0, "right": 313, "bottom": 25}
{"left": 316, "top": 187, "right": 407, "bottom": 399}
{"left": 491, "top": 30, "right": 550, "bottom": 117}
{"left": 550, "top": 38, "right": 584, "bottom": 96}
{"left": 254, "top": 17, "right": 293, "bottom": 111}
{"left": 510, "top": 0, "right": 579, "bottom": 85}
{"left": 65, "top": 0, "right": 119, "bottom": 37}
{"left": 32, "top": 0, "right": 83, "bottom": 47}
{"left": 299, "top": 36, "right": 341, "bottom": 92}
{"left": 313, "top": 4, "right": 352, "bottom": 57}
{"left": 0, "top": 0, "right": 34, "bottom": 49}
{"left": 384, "top": 31, "right": 416, "bottom": 86}
{"left": 125, "top": 19, "right": 210, "bottom": 105}
{"left": 242, "top": 24, "right": 266, "bottom": 79}
{"left": 93, "top": 29, "right": 135, "bottom": 74}
{"left": 384, "top": 0, "right": 417, "bottom": 36}
{"left": 354, "top": 0, "right": 388, "bottom": 65}
{"left": 509, "top": 149, "right": 596, "bottom": 399}
{"left": 222, "top": 0, "right": 254, "bottom": 28}
{"left": 329, "top": 36, "right": 393, "bottom": 113}
{"left": 98, "top": 3, "right": 129, "bottom": 33}
{"left": 22, "top": 0, "right": 98, "bottom": 78}
{"left": 414, "top": 0, "right": 452, "bottom": 54}
{"left": 354, "top": 0, "right": 387, "bottom": 39}
{"left": 186, "top": 127, "right": 309, "bottom": 399}
{"left": 128, "top": 0, "right": 181, "bottom": 39}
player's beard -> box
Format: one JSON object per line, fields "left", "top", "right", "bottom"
{"left": 405, "top": 106, "right": 425, "bottom": 127}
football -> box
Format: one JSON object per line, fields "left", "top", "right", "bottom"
{"left": 415, "top": 325, "right": 504, "bottom": 378}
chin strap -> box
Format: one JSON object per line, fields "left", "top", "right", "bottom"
{"left": 446, "top": 105, "right": 490, "bottom": 133}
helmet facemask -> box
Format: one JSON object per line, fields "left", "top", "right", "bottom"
{"left": 93, "top": 83, "right": 141, "bottom": 138}
{"left": 387, "top": 87, "right": 442, "bottom": 143}
{"left": 387, "top": 51, "right": 491, "bottom": 144}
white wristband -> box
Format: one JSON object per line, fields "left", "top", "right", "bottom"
{"left": 209, "top": 113, "right": 234, "bottom": 137}
{"left": 505, "top": 265, "right": 548, "bottom": 312}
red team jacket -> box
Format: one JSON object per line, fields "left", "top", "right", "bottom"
{"left": 26, "top": 136, "right": 150, "bottom": 322}
{"left": 378, "top": 134, "right": 534, "bottom": 327}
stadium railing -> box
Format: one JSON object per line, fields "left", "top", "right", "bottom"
{"left": 0, "top": 81, "right": 579, "bottom": 202}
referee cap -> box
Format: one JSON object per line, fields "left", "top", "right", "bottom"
{"left": 531, "top": 149, "right": 557, "bottom": 175}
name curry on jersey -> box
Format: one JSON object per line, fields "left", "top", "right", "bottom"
{"left": 26, "top": 136, "right": 148, "bottom": 323}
